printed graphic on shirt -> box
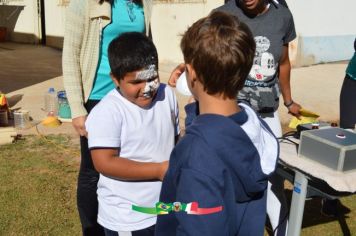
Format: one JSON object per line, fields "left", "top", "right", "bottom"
{"left": 245, "top": 36, "right": 277, "bottom": 87}
{"left": 238, "top": 36, "right": 280, "bottom": 113}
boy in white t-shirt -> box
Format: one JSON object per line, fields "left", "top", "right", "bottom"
{"left": 85, "top": 32, "right": 179, "bottom": 236}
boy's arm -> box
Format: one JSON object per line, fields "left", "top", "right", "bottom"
{"left": 91, "top": 148, "right": 168, "bottom": 181}
{"left": 175, "top": 168, "right": 228, "bottom": 236}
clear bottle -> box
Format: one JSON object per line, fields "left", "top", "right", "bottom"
{"left": 57, "top": 90, "right": 71, "bottom": 119}
{"left": 44, "top": 87, "right": 58, "bottom": 116}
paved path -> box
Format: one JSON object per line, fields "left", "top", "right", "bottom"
{"left": 0, "top": 42, "right": 348, "bottom": 137}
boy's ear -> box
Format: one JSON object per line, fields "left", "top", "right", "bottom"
{"left": 186, "top": 64, "right": 197, "bottom": 82}
{"left": 110, "top": 72, "right": 120, "bottom": 87}
{"left": 186, "top": 64, "right": 199, "bottom": 90}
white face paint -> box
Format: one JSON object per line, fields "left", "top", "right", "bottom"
{"left": 142, "top": 78, "right": 160, "bottom": 98}
{"left": 136, "top": 65, "right": 160, "bottom": 98}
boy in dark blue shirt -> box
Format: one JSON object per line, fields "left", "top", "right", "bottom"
{"left": 155, "top": 11, "right": 279, "bottom": 236}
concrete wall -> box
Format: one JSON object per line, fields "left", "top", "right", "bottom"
{"left": 0, "top": 0, "right": 38, "bottom": 43}
{"left": 286, "top": 0, "right": 356, "bottom": 66}
{"left": 151, "top": 0, "right": 224, "bottom": 63}
{"left": 3, "top": 0, "right": 356, "bottom": 66}
{"left": 44, "top": 1, "right": 66, "bottom": 48}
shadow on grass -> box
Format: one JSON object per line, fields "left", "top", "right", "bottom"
{"left": 300, "top": 196, "right": 351, "bottom": 234}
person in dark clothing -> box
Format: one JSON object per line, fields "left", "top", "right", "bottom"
{"left": 155, "top": 11, "right": 279, "bottom": 236}
{"left": 62, "top": 1, "right": 153, "bottom": 234}
{"left": 321, "top": 38, "right": 356, "bottom": 217}
{"left": 340, "top": 38, "right": 356, "bottom": 130}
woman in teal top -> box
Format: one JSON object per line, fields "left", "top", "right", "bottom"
{"left": 340, "top": 38, "right": 356, "bottom": 129}
{"left": 90, "top": 0, "right": 145, "bottom": 100}
{"left": 62, "top": 0, "right": 152, "bottom": 235}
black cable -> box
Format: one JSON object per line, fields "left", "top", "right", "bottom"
{"left": 272, "top": 210, "right": 290, "bottom": 235}
{"left": 281, "top": 130, "right": 298, "bottom": 138}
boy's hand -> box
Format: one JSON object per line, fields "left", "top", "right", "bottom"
{"left": 158, "top": 161, "right": 169, "bottom": 181}
{"left": 72, "top": 115, "right": 88, "bottom": 137}
{"left": 168, "top": 63, "right": 185, "bottom": 87}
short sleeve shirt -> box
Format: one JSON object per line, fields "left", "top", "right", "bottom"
{"left": 216, "top": 2, "right": 296, "bottom": 112}
{"left": 86, "top": 84, "right": 179, "bottom": 231}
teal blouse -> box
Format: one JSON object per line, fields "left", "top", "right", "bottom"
{"left": 89, "top": 0, "right": 145, "bottom": 100}
{"left": 346, "top": 52, "right": 356, "bottom": 80}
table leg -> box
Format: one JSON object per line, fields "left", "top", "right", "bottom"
{"left": 287, "top": 171, "right": 308, "bottom": 236}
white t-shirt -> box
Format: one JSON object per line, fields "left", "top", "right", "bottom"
{"left": 86, "top": 84, "right": 179, "bottom": 232}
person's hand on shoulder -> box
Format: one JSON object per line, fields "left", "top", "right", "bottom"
{"left": 168, "top": 63, "right": 185, "bottom": 87}
{"left": 72, "top": 115, "right": 88, "bottom": 137}
{"left": 285, "top": 100, "right": 302, "bottom": 118}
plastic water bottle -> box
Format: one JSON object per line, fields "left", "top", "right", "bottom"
{"left": 57, "top": 90, "right": 71, "bottom": 119}
{"left": 44, "top": 87, "right": 58, "bottom": 116}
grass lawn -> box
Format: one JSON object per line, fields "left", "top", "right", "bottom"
{"left": 0, "top": 135, "right": 81, "bottom": 236}
{"left": 0, "top": 134, "right": 355, "bottom": 235}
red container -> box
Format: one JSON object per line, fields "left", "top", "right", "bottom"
{"left": 0, "top": 27, "right": 7, "bottom": 42}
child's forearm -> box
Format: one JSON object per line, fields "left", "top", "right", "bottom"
{"left": 91, "top": 149, "right": 167, "bottom": 181}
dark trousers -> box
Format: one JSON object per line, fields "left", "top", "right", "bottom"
{"left": 321, "top": 75, "right": 356, "bottom": 217}
{"left": 104, "top": 225, "right": 155, "bottom": 236}
{"left": 77, "top": 100, "right": 105, "bottom": 236}
{"left": 340, "top": 74, "right": 356, "bottom": 129}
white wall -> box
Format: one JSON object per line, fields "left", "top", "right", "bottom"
{"left": 287, "top": 0, "right": 355, "bottom": 37}
{"left": 286, "top": 0, "right": 356, "bottom": 66}
{"left": 44, "top": 1, "right": 66, "bottom": 48}
{"left": 1, "top": 0, "right": 39, "bottom": 43}
{"left": 151, "top": 0, "right": 224, "bottom": 63}
{"left": 44, "top": 1, "right": 65, "bottom": 37}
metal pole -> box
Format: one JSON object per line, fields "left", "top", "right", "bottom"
{"left": 287, "top": 171, "right": 308, "bottom": 236}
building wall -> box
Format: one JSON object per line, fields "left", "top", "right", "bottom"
{"left": 286, "top": 0, "right": 356, "bottom": 66}
{"left": 3, "top": 0, "right": 356, "bottom": 66}
{"left": 0, "top": 0, "right": 39, "bottom": 43}
{"left": 151, "top": 0, "right": 224, "bottom": 63}
{"left": 44, "top": 1, "right": 66, "bottom": 48}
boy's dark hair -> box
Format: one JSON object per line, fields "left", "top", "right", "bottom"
{"left": 108, "top": 32, "right": 158, "bottom": 80}
{"left": 181, "top": 11, "right": 255, "bottom": 99}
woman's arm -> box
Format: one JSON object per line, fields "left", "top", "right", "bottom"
{"left": 62, "top": 0, "right": 88, "bottom": 135}
{"left": 279, "top": 45, "right": 301, "bottom": 117}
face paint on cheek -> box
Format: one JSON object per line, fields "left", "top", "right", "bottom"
{"left": 143, "top": 78, "right": 160, "bottom": 98}
{"left": 136, "top": 64, "right": 159, "bottom": 98}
